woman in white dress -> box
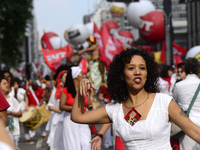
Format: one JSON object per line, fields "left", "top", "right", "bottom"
{"left": 71, "top": 48, "right": 200, "bottom": 150}
{"left": 0, "top": 77, "right": 22, "bottom": 150}
{"left": 46, "top": 70, "right": 67, "bottom": 150}
{"left": 60, "top": 66, "right": 91, "bottom": 150}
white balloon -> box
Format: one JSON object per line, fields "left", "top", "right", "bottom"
{"left": 64, "top": 24, "right": 89, "bottom": 46}
{"left": 185, "top": 45, "right": 200, "bottom": 59}
{"left": 85, "top": 22, "right": 94, "bottom": 36}
{"left": 49, "top": 36, "right": 61, "bottom": 49}
{"left": 127, "top": 0, "right": 155, "bottom": 28}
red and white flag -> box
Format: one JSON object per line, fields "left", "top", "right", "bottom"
{"left": 79, "top": 57, "right": 88, "bottom": 74}
{"left": 100, "top": 22, "right": 123, "bottom": 67}
{"left": 42, "top": 44, "right": 73, "bottom": 73}
{"left": 93, "top": 23, "right": 106, "bottom": 66}
{"left": 160, "top": 41, "right": 187, "bottom": 65}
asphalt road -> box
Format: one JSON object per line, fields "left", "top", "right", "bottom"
{"left": 18, "top": 123, "right": 113, "bottom": 150}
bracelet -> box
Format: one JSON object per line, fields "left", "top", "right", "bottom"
{"left": 94, "top": 133, "right": 103, "bottom": 139}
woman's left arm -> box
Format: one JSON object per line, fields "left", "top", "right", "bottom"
{"left": 169, "top": 100, "right": 200, "bottom": 143}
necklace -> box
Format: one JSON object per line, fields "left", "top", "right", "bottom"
{"left": 124, "top": 93, "right": 149, "bottom": 109}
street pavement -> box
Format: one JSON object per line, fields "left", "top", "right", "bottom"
{"left": 18, "top": 123, "right": 113, "bottom": 150}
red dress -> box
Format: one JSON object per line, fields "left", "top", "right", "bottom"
{"left": 62, "top": 87, "right": 88, "bottom": 112}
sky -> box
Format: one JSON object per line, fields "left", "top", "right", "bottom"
{"left": 33, "top": 0, "right": 101, "bottom": 41}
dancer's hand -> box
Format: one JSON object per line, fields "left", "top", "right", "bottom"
{"left": 79, "top": 79, "right": 97, "bottom": 98}
{"left": 90, "top": 136, "right": 102, "bottom": 150}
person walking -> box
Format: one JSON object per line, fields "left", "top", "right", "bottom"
{"left": 173, "top": 58, "right": 200, "bottom": 150}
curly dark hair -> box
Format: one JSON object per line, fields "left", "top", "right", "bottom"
{"left": 185, "top": 58, "right": 200, "bottom": 75}
{"left": 107, "top": 47, "right": 159, "bottom": 103}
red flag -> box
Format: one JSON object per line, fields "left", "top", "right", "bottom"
{"left": 172, "top": 42, "right": 187, "bottom": 57}
{"left": 173, "top": 55, "right": 184, "bottom": 66}
{"left": 160, "top": 41, "right": 187, "bottom": 65}
{"left": 79, "top": 57, "right": 88, "bottom": 74}
{"left": 42, "top": 45, "right": 73, "bottom": 73}
{"left": 41, "top": 31, "right": 59, "bottom": 50}
{"left": 100, "top": 22, "right": 123, "bottom": 67}
{"left": 160, "top": 41, "right": 166, "bottom": 63}
{"left": 93, "top": 22, "right": 107, "bottom": 65}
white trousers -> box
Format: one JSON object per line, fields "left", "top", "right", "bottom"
{"left": 104, "top": 126, "right": 113, "bottom": 148}
{"left": 63, "top": 112, "right": 91, "bottom": 150}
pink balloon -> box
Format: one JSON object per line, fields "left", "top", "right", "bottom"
{"left": 139, "top": 10, "right": 165, "bottom": 44}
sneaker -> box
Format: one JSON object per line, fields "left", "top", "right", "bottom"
{"left": 26, "top": 140, "right": 34, "bottom": 144}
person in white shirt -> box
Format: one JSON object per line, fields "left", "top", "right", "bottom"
{"left": 173, "top": 57, "right": 200, "bottom": 150}
{"left": 71, "top": 48, "right": 200, "bottom": 150}
{"left": 0, "top": 77, "right": 22, "bottom": 150}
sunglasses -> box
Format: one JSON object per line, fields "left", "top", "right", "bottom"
{"left": 178, "top": 71, "right": 183, "bottom": 74}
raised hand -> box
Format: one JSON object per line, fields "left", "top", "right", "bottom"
{"left": 79, "top": 79, "right": 97, "bottom": 98}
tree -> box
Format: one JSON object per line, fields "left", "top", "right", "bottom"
{"left": 0, "top": 0, "right": 33, "bottom": 68}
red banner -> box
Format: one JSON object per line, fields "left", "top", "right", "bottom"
{"left": 42, "top": 45, "right": 73, "bottom": 73}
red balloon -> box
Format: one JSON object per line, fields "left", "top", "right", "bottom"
{"left": 118, "top": 30, "right": 134, "bottom": 46}
{"left": 105, "top": 21, "right": 119, "bottom": 32}
{"left": 139, "top": 10, "right": 165, "bottom": 44}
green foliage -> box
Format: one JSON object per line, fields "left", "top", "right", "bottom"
{"left": 0, "top": 0, "right": 33, "bottom": 68}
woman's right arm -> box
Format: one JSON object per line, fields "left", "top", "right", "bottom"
{"left": 59, "top": 93, "right": 72, "bottom": 112}
{"left": 71, "top": 79, "right": 111, "bottom": 124}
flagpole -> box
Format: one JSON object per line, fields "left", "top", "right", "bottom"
{"left": 164, "top": 0, "right": 173, "bottom": 66}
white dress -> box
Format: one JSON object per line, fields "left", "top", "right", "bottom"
{"left": 46, "top": 87, "right": 64, "bottom": 150}
{"left": 106, "top": 93, "right": 172, "bottom": 150}
{"left": 6, "top": 96, "right": 21, "bottom": 149}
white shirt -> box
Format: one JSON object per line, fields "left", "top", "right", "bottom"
{"left": 106, "top": 93, "right": 172, "bottom": 150}
{"left": 173, "top": 74, "right": 200, "bottom": 126}
{"left": 158, "top": 77, "right": 170, "bottom": 95}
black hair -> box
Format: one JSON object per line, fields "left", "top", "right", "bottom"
{"left": 185, "top": 58, "right": 200, "bottom": 75}
{"left": 54, "top": 65, "right": 70, "bottom": 80}
{"left": 12, "top": 77, "right": 22, "bottom": 87}
{"left": 107, "top": 47, "right": 159, "bottom": 103}
{"left": 0, "top": 76, "right": 8, "bottom": 83}
{"left": 44, "top": 75, "right": 50, "bottom": 81}
{"left": 160, "top": 64, "right": 172, "bottom": 78}
{"left": 64, "top": 67, "right": 76, "bottom": 98}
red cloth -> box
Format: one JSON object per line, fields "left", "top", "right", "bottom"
{"left": 100, "top": 86, "right": 111, "bottom": 103}
{"left": 28, "top": 87, "right": 44, "bottom": 106}
{"left": 115, "top": 136, "right": 125, "bottom": 150}
{"left": 170, "top": 137, "right": 179, "bottom": 150}
{"left": 55, "top": 70, "right": 68, "bottom": 99}
{"left": 0, "top": 91, "right": 10, "bottom": 111}
{"left": 62, "top": 87, "right": 88, "bottom": 112}
{"left": 161, "top": 77, "right": 171, "bottom": 91}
